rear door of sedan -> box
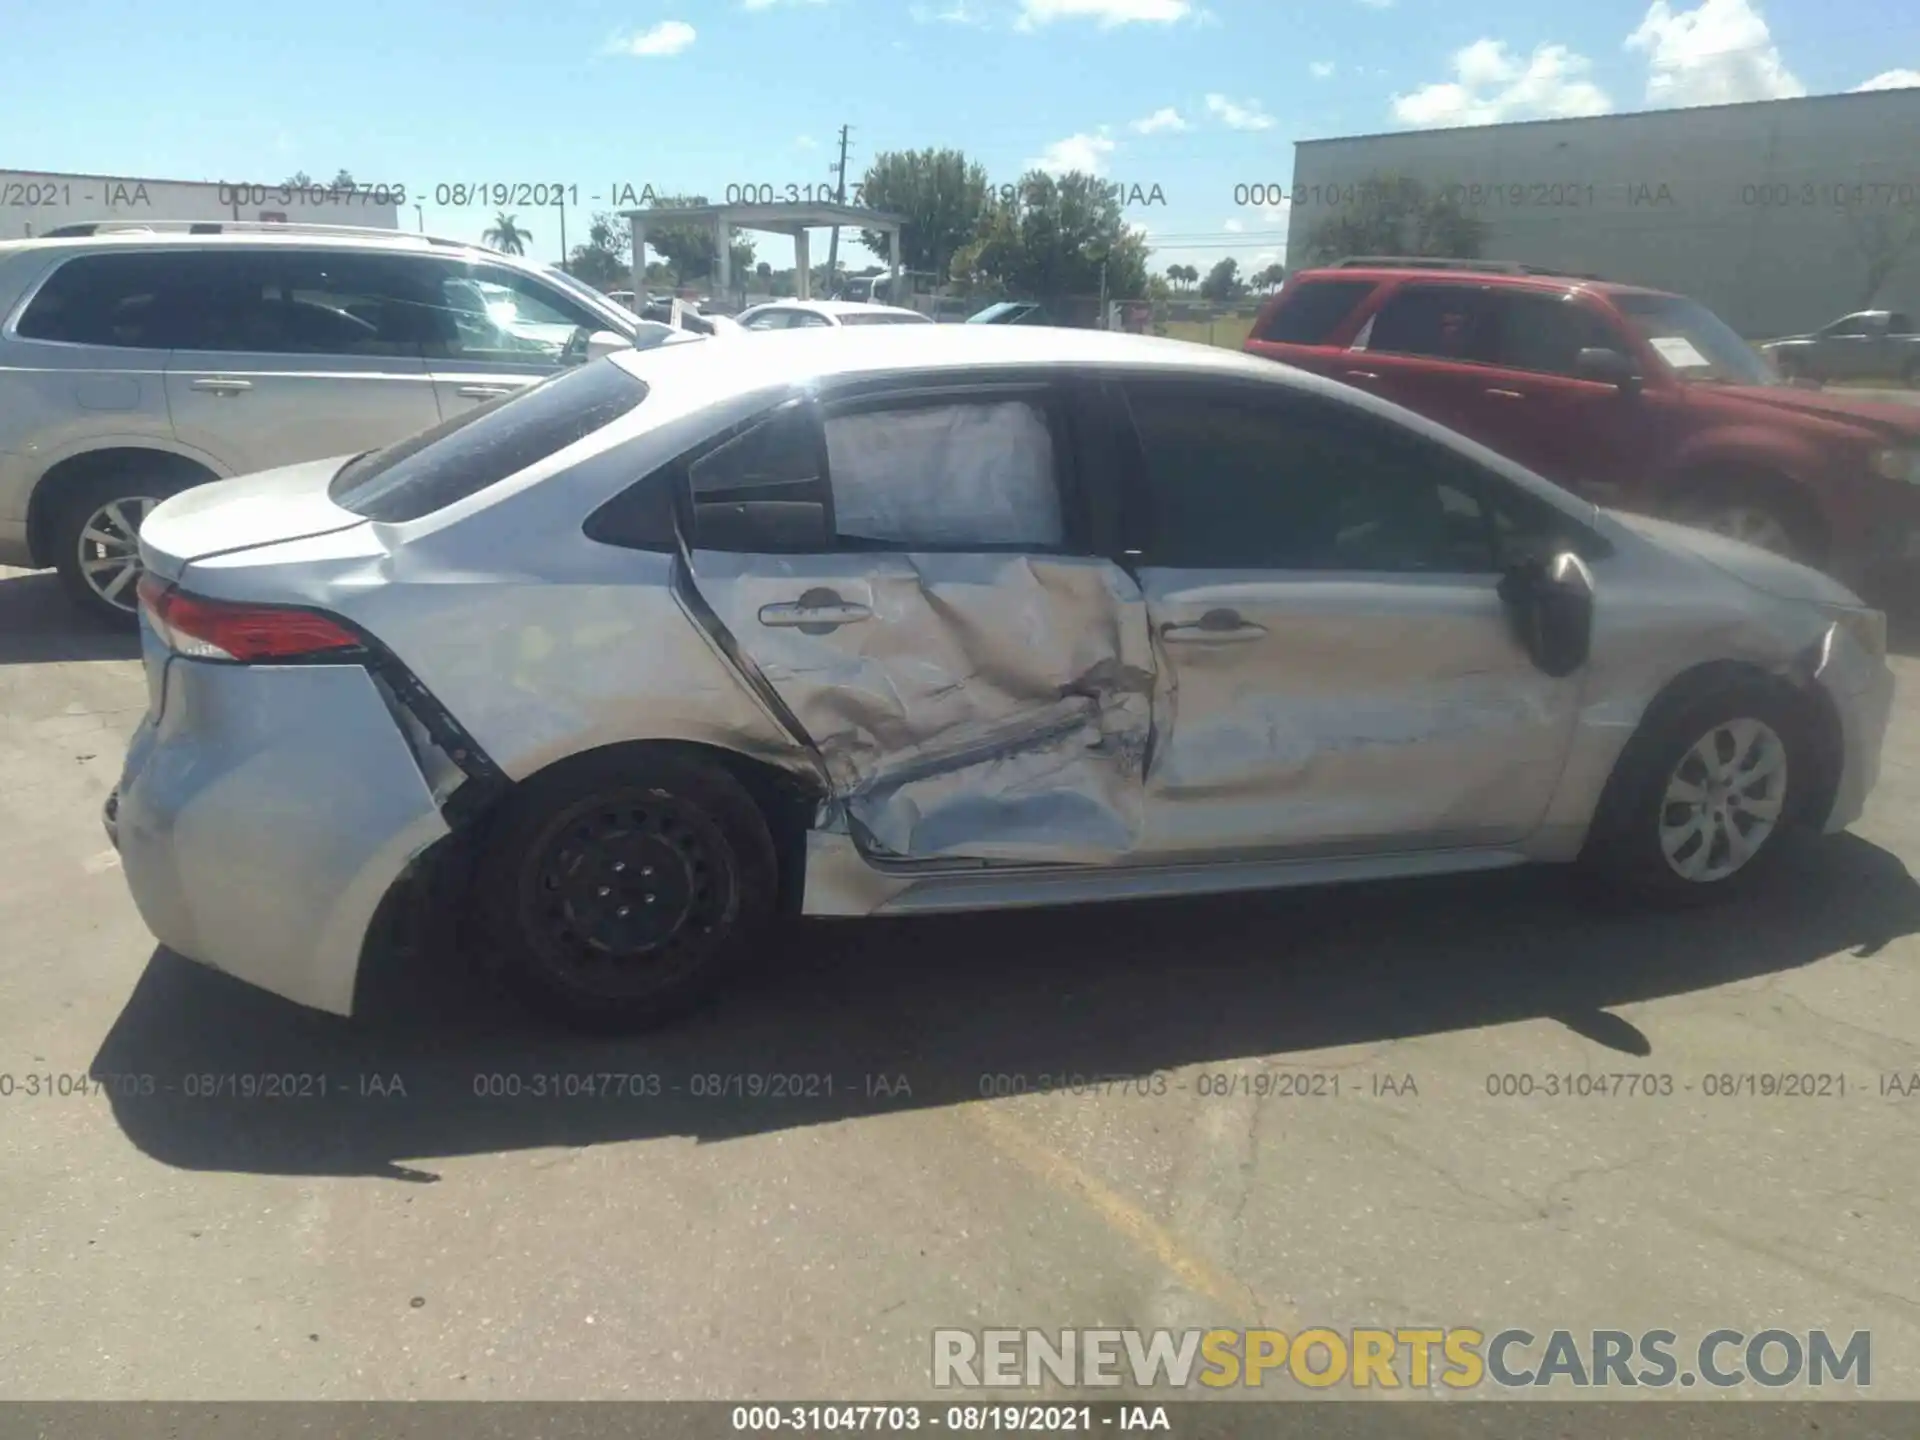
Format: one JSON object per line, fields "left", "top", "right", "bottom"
{"left": 678, "top": 371, "right": 1157, "bottom": 866}
{"left": 1103, "top": 372, "right": 1589, "bottom": 861}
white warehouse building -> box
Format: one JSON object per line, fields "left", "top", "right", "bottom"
{"left": 1283, "top": 88, "right": 1920, "bottom": 338}
{"left": 0, "top": 168, "right": 400, "bottom": 239}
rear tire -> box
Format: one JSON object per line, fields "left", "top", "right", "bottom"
{"left": 472, "top": 749, "right": 779, "bottom": 1033}
{"left": 50, "top": 470, "right": 188, "bottom": 627}
{"left": 1580, "top": 680, "right": 1812, "bottom": 908}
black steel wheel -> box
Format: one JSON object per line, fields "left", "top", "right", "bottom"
{"left": 475, "top": 750, "right": 778, "bottom": 1032}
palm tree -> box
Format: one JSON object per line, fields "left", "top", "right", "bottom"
{"left": 484, "top": 212, "right": 532, "bottom": 255}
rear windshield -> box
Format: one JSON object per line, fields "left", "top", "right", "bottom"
{"left": 328, "top": 359, "right": 648, "bottom": 523}
{"left": 1253, "top": 278, "right": 1377, "bottom": 345}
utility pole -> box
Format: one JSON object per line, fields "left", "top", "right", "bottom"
{"left": 557, "top": 199, "right": 568, "bottom": 272}
{"left": 825, "top": 123, "right": 852, "bottom": 298}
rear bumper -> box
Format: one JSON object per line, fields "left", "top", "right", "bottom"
{"left": 111, "top": 658, "right": 450, "bottom": 1016}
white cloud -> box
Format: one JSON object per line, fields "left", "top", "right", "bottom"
{"left": 1130, "top": 106, "right": 1189, "bottom": 133}
{"left": 744, "top": 0, "right": 827, "bottom": 9}
{"left": 1223, "top": 218, "right": 1245, "bottom": 232}
{"left": 1392, "top": 39, "right": 1611, "bottom": 126}
{"left": 1259, "top": 198, "right": 1290, "bottom": 223}
{"left": 1355, "top": 0, "right": 1393, "bottom": 8}
{"left": 795, "top": 135, "right": 818, "bottom": 149}
{"left": 1855, "top": 68, "right": 1920, "bottom": 92}
{"left": 606, "top": 20, "right": 696, "bottom": 56}
{"left": 1625, "top": 0, "right": 1803, "bottom": 107}
{"left": 1205, "top": 93, "right": 1275, "bottom": 130}
{"left": 1310, "top": 60, "right": 1335, "bottom": 78}
{"left": 910, "top": 0, "right": 984, "bottom": 21}
{"left": 1027, "top": 131, "right": 1118, "bottom": 175}
{"left": 1017, "top": 0, "right": 1191, "bottom": 29}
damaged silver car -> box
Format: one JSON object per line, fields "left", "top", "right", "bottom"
{"left": 105, "top": 326, "right": 1895, "bottom": 1031}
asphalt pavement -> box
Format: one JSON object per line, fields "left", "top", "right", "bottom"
{"left": 2, "top": 560, "right": 1919, "bottom": 1402}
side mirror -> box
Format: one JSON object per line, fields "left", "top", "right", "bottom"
{"left": 586, "top": 330, "right": 634, "bottom": 362}
{"left": 1496, "top": 551, "right": 1595, "bottom": 678}
{"left": 1574, "top": 347, "right": 1641, "bottom": 392}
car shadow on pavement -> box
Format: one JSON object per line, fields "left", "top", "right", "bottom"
{"left": 90, "top": 832, "right": 1920, "bottom": 1180}
{"left": 0, "top": 571, "right": 138, "bottom": 665}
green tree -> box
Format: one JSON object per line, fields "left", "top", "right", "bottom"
{"left": 1199, "top": 257, "right": 1246, "bottom": 301}
{"left": 284, "top": 171, "right": 313, "bottom": 188}
{"left": 641, "top": 194, "right": 756, "bottom": 284}
{"left": 951, "top": 170, "right": 1151, "bottom": 303}
{"left": 1164, "top": 262, "right": 1199, "bottom": 291}
{"left": 1300, "top": 174, "right": 1486, "bottom": 264}
{"left": 1249, "top": 262, "right": 1287, "bottom": 291}
{"left": 566, "top": 212, "right": 633, "bottom": 289}
{"left": 857, "top": 148, "right": 992, "bottom": 285}
{"left": 483, "top": 211, "right": 533, "bottom": 255}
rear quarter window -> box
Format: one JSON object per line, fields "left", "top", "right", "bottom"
{"left": 1253, "top": 278, "right": 1378, "bottom": 345}
{"left": 328, "top": 359, "right": 648, "bottom": 523}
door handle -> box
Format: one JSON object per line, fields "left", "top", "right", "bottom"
{"left": 758, "top": 599, "right": 872, "bottom": 629}
{"left": 1161, "top": 610, "right": 1267, "bottom": 644}
{"left": 456, "top": 384, "right": 517, "bottom": 399}
{"left": 190, "top": 378, "right": 252, "bottom": 395}
{"left": 1343, "top": 370, "right": 1380, "bottom": 382}
{"left": 1483, "top": 388, "right": 1526, "bottom": 399}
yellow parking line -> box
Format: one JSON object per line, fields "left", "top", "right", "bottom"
{"left": 963, "top": 1102, "right": 1267, "bottom": 1325}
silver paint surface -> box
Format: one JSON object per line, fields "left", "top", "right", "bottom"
{"left": 112, "top": 327, "right": 1898, "bottom": 1013}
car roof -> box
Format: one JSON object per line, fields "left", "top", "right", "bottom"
{"left": 0, "top": 229, "right": 507, "bottom": 263}
{"left": 746, "top": 299, "right": 926, "bottom": 318}
{"left": 1289, "top": 264, "right": 1678, "bottom": 302}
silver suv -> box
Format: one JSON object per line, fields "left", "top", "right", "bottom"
{"left": 0, "top": 222, "right": 675, "bottom": 622}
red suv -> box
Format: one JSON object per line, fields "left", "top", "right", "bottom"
{"left": 1245, "top": 259, "right": 1920, "bottom": 584}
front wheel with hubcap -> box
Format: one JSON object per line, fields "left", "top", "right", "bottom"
{"left": 473, "top": 750, "right": 779, "bottom": 1032}
{"left": 52, "top": 474, "right": 182, "bottom": 625}
{"left": 1583, "top": 683, "right": 1811, "bottom": 905}
{"left": 1668, "top": 480, "right": 1814, "bottom": 563}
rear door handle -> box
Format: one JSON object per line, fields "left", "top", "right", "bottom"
{"left": 1162, "top": 610, "right": 1267, "bottom": 644}
{"left": 456, "top": 384, "right": 517, "bottom": 399}
{"left": 190, "top": 378, "right": 252, "bottom": 395}
{"left": 1344, "top": 370, "right": 1380, "bottom": 382}
{"left": 758, "top": 599, "right": 872, "bottom": 630}
{"left": 1484, "top": 387, "right": 1526, "bottom": 399}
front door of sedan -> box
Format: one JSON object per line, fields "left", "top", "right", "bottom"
{"left": 681, "top": 380, "right": 1156, "bottom": 865}
{"left": 1108, "top": 377, "right": 1587, "bottom": 862}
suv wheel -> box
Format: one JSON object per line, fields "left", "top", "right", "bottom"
{"left": 1668, "top": 477, "right": 1817, "bottom": 563}
{"left": 473, "top": 749, "right": 779, "bottom": 1033}
{"left": 52, "top": 472, "right": 188, "bottom": 626}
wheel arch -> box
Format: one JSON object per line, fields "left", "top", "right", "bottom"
{"left": 456, "top": 738, "right": 827, "bottom": 918}
{"left": 26, "top": 445, "right": 222, "bottom": 567}
{"left": 1582, "top": 657, "right": 1843, "bottom": 860}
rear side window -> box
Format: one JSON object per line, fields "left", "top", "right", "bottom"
{"left": 329, "top": 359, "right": 647, "bottom": 522}
{"left": 1361, "top": 284, "right": 1492, "bottom": 361}
{"left": 1253, "top": 279, "right": 1377, "bottom": 344}
{"left": 825, "top": 399, "right": 1062, "bottom": 547}
{"left": 15, "top": 252, "right": 191, "bottom": 349}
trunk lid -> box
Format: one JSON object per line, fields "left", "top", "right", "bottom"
{"left": 138, "top": 455, "right": 370, "bottom": 583}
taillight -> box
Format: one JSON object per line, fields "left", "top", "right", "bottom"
{"left": 136, "top": 575, "right": 363, "bottom": 662}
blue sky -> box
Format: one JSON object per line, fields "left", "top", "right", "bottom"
{"left": 4, "top": 0, "right": 1915, "bottom": 276}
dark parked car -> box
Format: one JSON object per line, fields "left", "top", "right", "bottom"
{"left": 1245, "top": 260, "right": 1920, "bottom": 583}
{"left": 1760, "top": 311, "right": 1920, "bottom": 385}
{"left": 967, "top": 301, "right": 1052, "bottom": 325}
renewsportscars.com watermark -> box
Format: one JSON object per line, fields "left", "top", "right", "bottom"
{"left": 932, "top": 1328, "right": 1871, "bottom": 1391}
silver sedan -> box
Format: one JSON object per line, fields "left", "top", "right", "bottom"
{"left": 106, "top": 326, "right": 1895, "bottom": 1031}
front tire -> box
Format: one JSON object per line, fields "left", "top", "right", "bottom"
{"left": 473, "top": 749, "right": 779, "bottom": 1033}
{"left": 51, "top": 471, "right": 184, "bottom": 627}
{"left": 1581, "top": 681, "right": 1811, "bottom": 906}
{"left": 1667, "top": 476, "right": 1819, "bottom": 564}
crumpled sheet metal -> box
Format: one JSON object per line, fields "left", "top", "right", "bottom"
{"left": 690, "top": 549, "right": 1156, "bottom": 864}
